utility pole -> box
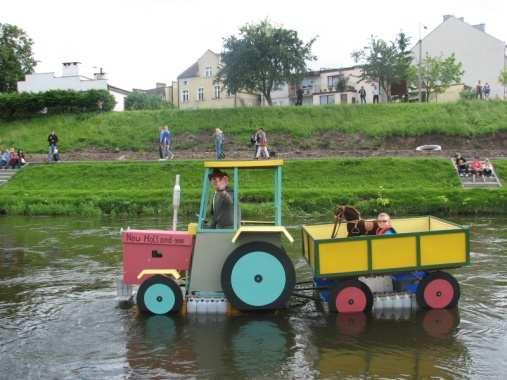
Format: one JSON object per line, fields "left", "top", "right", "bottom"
{"left": 418, "top": 24, "right": 427, "bottom": 102}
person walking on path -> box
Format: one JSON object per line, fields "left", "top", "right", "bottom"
{"left": 483, "top": 82, "right": 491, "bottom": 99}
{"left": 214, "top": 128, "right": 225, "bottom": 160}
{"left": 255, "top": 128, "right": 270, "bottom": 160}
{"left": 372, "top": 85, "right": 379, "bottom": 104}
{"left": 47, "top": 130, "right": 60, "bottom": 162}
{"left": 159, "top": 125, "right": 174, "bottom": 160}
{"left": 476, "top": 81, "right": 483, "bottom": 100}
{"left": 359, "top": 86, "right": 367, "bottom": 104}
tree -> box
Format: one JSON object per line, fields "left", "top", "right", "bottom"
{"left": 218, "top": 20, "right": 316, "bottom": 106}
{"left": 414, "top": 54, "right": 464, "bottom": 102}
{"left": 0, "top": 23, "right": 37, "bottom": 93}
{"left": 124, "top": 91, "right": 168, "bottom": 110}
{"left": 499, "top": 68, "right": 507, "bottom": 99}
{"left": 352, "top": 32, "right": 413, "bottom": 102}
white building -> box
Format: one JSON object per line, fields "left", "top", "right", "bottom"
{"left": 17, "top": 62, "right": 130, "bottom": 111}
{"left": 412, "top": 15, "right": 507, "bottom": 99}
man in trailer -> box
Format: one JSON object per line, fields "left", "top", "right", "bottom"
{"left": 209, "top": 169, "right": 234, "bottom": 229}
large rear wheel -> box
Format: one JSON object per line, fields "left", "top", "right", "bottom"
{"left": 137, "top": 275, "right": 183, "bottom": 315}
{"left": 221, "top": 242, "right": 295, "bottom": 311}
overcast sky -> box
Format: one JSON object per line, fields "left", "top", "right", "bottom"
{"left": 2, "top": 0, "right": 506, "bottom": 90}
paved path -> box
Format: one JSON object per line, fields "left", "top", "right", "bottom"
{"left": 0, "top": 168, "right": 20, "bottom": 186}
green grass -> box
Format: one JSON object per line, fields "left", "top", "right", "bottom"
{"left": 1, "top": 100, "right": 507, "bottom": 153}
{"left": 1, "top": 158, "right": 506, "bottom": 217}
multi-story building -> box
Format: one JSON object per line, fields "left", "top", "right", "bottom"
{"left": 17, "top": 62, "right": 130, "bottom": 111}
{"left": 412, "top": 15, "right": 507, "bottom": 100}
{"left": 177, "top": 50, "right": 259, "bottom": 109}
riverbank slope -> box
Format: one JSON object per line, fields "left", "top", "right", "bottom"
{"left": 1, "top": 101, "right": 507, "bottom": 158}
{"left": 1, "top": 158, "right": 505, "bottom": 217}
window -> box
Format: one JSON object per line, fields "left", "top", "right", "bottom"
{"left": 327, "top": 75, "right": 339, "bottom": 90}
{"left": 182, "top": 90, "right": 189, "bottom": 102}
{"left": 183, "top": 80, "right": 188, "bottom": 86}
{"left": 214, "top": 85, "right": 221, "bottom": 99}
{"left": 198, "top": 88, "right": 204, "bottom": 101}
{"left": 205, "top": 66, "right": 213, "bottom": 78}
{"left": 320, "top": 95, "right": 335, "bottom": 104}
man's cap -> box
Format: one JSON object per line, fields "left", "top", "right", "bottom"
{"left": 208, "top": 168, "right": 229, "bottom": 180}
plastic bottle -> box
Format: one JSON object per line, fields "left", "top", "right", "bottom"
{"left": 393, "top": 294, "right": 403, "bottom": 309}
{"left": 410, "top": 293, "right": 419, "bottom": 310}
{"left": 208, "top": 298, "right": 218, "bottom": 314}
{"left": 187, "top": 297, "right": 197, "bottom": 313}
{"left": 383, "top": 294, "right": 393, "bottom": 309}
{"left": 196, "top": 298, "right": 207, "bottom": 314}
{"left": 401, "top": 293, "right": 411, "bottom": 309}
{"left": 216, "top": 298, "right": 228, "bottom": 314}
{"left": 373, "top": 295, "right": 382, "bottom": 311}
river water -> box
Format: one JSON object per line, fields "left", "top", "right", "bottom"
{"left": 0, "top": 216, "right": 505, "bottom": 379}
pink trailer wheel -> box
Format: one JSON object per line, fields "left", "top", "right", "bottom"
{"left": 417, "top": 271, "right": 460, "bottom": 310}
{"left": 329, "top": 279, "right": 373, "bottom": 314}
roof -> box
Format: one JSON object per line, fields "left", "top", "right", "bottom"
{"left": 412, "top": 15, "right": 505, "bottom": 51}
{"left": 204, "top": 160, "right": 284, "bottom": 169}
{"left": 177, "top": 62, "right": 199, "bottom": 79}
{"left": 107, "top": 85, "right": 131, "bottom": 95}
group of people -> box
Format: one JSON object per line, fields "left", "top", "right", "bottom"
{"left": 455, "top": 153, "right": 493, "bottom": 182}
{"left": 211, "top": 127, "right": 271, "bottom": 161}
{"left": 475, "top": 81, "right": 491, "bottom": 100}
{"left": 0, "top": 148, "right": 26, "bottom": 169}
{"left": 358, "top": 85, "right": 380, "bottom": 104}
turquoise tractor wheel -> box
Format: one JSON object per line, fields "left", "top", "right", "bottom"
{"left": 137, "top": 275, "right": 183, "bottom": 315}
{"left": 221, "top": 242, "right": 296, "bottom": 311}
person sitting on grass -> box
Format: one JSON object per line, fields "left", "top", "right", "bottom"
{"left": 471, "top": 157, "right": 484, "bottom": 183}
{"left": 17, "top": 149, "right": 27, "bottom": 167}
{"left": 7, "top": 148, "right": 20, "bottom": 169}
{"left": 483, "top": 160, "right": 493, "bottom": 177}
{"left": 0, "top": 148, "right": 9, "bottom": 168}
{"left": 376, "top": 212, "right": 396, "bottom": 235}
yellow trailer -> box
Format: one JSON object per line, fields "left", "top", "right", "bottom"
{"left": 302, "top": 216, "right": 469, "bottom": 313}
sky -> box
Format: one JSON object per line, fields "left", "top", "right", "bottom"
{"left": 2, "top": 0, "right": 506, "bottom": 90}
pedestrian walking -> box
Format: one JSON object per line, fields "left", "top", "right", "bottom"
{"left": 214, "top": 128, "right": 225, "bottom": 160}
{"left": 255, "top": 128, "right": 270, "bottom": 160}
{"left": 47, "top": 130, "right": 60, "bottom": 162}
{"left": 372, "top": 85, "right": 379, "bottom": 104}
{"left": 476, "top": 80, "right": 483, "bottom": 100}
{"left": 359, "top": 86, "right": 367, "bottom": 104}
{"left": 159, "top": 125, "right": 174, "bottom": 160}
{"left": 483, "top": 82, "right": 491, "bottom": 99}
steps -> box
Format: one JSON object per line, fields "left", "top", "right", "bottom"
{"left": 0, "top": 168, "right": 19, "bottom": 186}
{"left": 451, "top": 158, "right": 502, "bottom": 188}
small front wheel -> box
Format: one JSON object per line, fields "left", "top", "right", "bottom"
{"left": 328, "top": 279, "right": 373, "bottom": 314}
{"left": 416, "top": 271, "right": 460, "bottom": 310}
{"left": 137, "top": 275, "right": 182, "bottom": 315}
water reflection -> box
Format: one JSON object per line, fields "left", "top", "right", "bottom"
{"left": 301, "top": 309, "right": 467, "bottom": 379}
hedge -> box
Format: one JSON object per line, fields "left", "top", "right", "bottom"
{"left": 0, "top": 89, "right": 116, "bottom": 120}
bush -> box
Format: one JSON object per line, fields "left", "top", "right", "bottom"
{"left": 0, "top": 89, "right": 115, "bottom": 120}
{"left": 124, "top": 92, "right": 168, "bottom": 110}
{"left": 459, "top": 88, "right": 476, "bottom": 101}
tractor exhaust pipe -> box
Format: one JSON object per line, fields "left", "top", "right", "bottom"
{"left": 172, "top": 174, "right": 181, "bottom": 231}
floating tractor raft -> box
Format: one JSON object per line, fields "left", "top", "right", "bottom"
{"left": 118, "top": 160, "right": 470, "bottom": 315}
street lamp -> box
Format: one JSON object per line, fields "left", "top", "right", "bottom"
{"left": 418, "top": 24, "right": 427, "bottom": 102}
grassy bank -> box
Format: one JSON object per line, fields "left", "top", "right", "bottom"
{"left": 1, "top": 100, "right": 507, "bottom": 153}
{"left": 1, "top": 158, "right": 506, "bottom": 217}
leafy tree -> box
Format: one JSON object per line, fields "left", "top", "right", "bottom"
{"left": 499, "top": 68, "right": 507, "bottom": 99}
{"left": 218, "top": 20, "right": 316, "bottom": 106}
{"left": 413, "top": 54, "right": 464, "bottom": 101}
{"left": 0, "top": 23, "right": 37, "bottom": 93}
{"left": 352, "top": 32, "right": 413, "bottom": 102}
{"left": 124, "top": 92, "right": 168, "bottom": 110}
